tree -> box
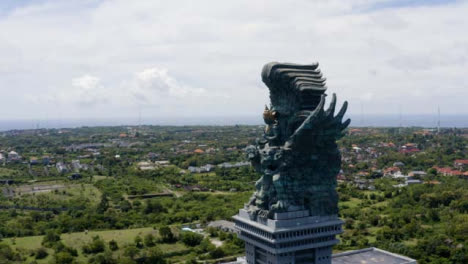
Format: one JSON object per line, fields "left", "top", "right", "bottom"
{"left": 0, "top": 244, "right": 21, "bottom": 262}
{"left": 42, "top": 230, "right": 61, "bottom": 248}
{"left": 53, "top": 252, "right": 74, "bottom": 264}
{"left": 123, "top": 244, "right": 140, "bottom": 259}
{"left": 209, "top": 247, "right": 225, "bottom": 259}
{"left": 35, "top": 247, "right": 48, "bottom": 259}
{"left": 196, "top": 238, "right": 215, "bottom": 254}
{"left": 144, "top": 200, "right": 166, "bottom": 214}
{"left": 185, "top": 258, "right": 197, "bottom": 264}
{"left": 181, "top": 231, "right": 203, "bottom": 247}
{"left": 144, "top": 233, "right": 155, "bottom": 247}
{"left": 219, "top": 231, "right": 227, "bottom": 241}
{"left": 54, "top": 241, "right": 78, "bottom": 256}
{"left": 158, "top": 226, "right": 174, "bottom": 243}
{"left": 109, "top": 240, "right": 119, "bottom": 251}
{"left": 82, "top": 236, "right": 106, "bottom": 254}
{"left": 120, "top": 200, "right": 132, "bottom": 212}
{"left": 134, "top": 235, "right": 144, "bottom": 248}
{"left": 89, "top": 251, "right": 117, "bottom": 264}
{"left": 97, "top": 194, "right": 110, "bottom": 213}
{"left": 206, "top": 227, "right": 218, "bottom": 237}
{"left": 142, "top": 247, "right": 166, "bottom": 264}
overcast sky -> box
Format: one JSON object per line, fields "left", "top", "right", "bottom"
{"left": 0, "top": 0, "right": 467, "bottom": 122}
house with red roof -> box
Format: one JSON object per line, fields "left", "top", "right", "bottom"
{"left": 383, "top": 166, "right": 401, "bottom": 177}
{"left": 454, "top": 159, "right": 468, "bottom": 170}
{"left": 399, "top": 143, "right": 420, "bottom": 154}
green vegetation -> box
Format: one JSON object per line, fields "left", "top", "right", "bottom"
{"left": 337, "top": 178, "right": 468, "bottom": 263}
{"left": 0, "top": 125, "right": 467, "bottom": 263}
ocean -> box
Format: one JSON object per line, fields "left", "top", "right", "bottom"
{"left": 0, "top": 114, "right": 467, "bottom": 131}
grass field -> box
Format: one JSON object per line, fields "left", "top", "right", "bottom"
{"left": 92, "top": 175, "right": 111, "bottom": 182}
{"left": 0, "top": 167, "right": 19, "bottom": 177}
{"left": 11, "top": 182, "right": 102, "bottom": 208}
{"left": 5, "top": 226, "right": 190, "bottom": 263}
{"left": 340, "top": 197, "right": 362, "bottom": 208}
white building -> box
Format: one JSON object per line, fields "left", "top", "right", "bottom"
{"left": 8, "top": 151, "right": 20, "bottom": 161}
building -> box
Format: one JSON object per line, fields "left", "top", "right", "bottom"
{"left": 227, "top": 247, "right": 417, "bottom": 264}
{"left": 234, "top": 210, "right": 343, "bottom": 264}
{"left": 208, "top": 220, "right": 237, "bottom": 233}
{"left": 454, "top": 159, "right": 468, "bottom": 170}
{"left": 224, "top": 256, "right": 247, "bottom": 264}
{"left": 188, "top": 164, "right": 216, "bottom": 173}
{"left": 406, "top": 179, "right": 422, "bottom": 185}
{"left": 384, "top": 167, "right": 401, "bottom": 177}
{"left": 391, "top": 171, "right": 408, "bottom": 179}
{"left": 434, "top": 166, "right": 465, "bottom": 177}
{"left": 408, "top": 171, "right": 427, "bottom": 178}
{"left": 155, "top": 160, "right": 170, "bottom": 166}
{"left": 138, "top": 161, "right": 155, "bottom": 170}
{"left": 56, "top": 162, "right": 69, "bottom": 174}
{"left": 42, "top": 155, "right": 50, "bottom": 165}
{"left": 71, "top": 160, "right": 82, "bottom": 172}
{"left": 399, "top": 143, "right": 420, "bottom": 154}
{"left": 332, "top": 247, "right": 416, "bottom": 264}
{"left": 30, "top": 157, "right": 39, "bottom": 165}
{"left": 193, "top": 148, "right": 205, "bottom": 154}
{"left": 8, "top": 151, "right": 20, "bottom": 162}
{"left": 353, "top": 179, "right": 375, "bottom": 190}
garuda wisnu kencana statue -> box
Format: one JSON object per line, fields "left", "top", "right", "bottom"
{"left": 245, "top": 62, "right": 350, "bottom": 220}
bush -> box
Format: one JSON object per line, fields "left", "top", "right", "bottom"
{"left": 181, "top": 231, "right": 203, "bottom": 247}
{"left": 209, "top": 247, "right": 225, "bottom": 258}
{"left": 53, "top": 251, "right": 74, "bottom": 264}
{"left": 41, "top": 230, "right": 61, "bottom": 248}
{"left": 89, "top": 251, "right": 117, "bottom": 264}
{"left": 141, "top": 247, "right": 166, "bottom": 264}
{"left": 54, "top": 242, "right": 78, "bottom": 256}
{"left": 0, "top": 243, "right": 21, "bottom": 262}
{"left": 219, "top": 231, "right": 227, "bottom": 241}
{"left": 144, "top": 200, "right": 167, "bottom": 214}
{"left": 206, "top": 227, "right": 218, "bottom": 237}
{"left": 196, "top": 238, "right": 215, "bottom": 254}
{"left": 144, "top": 234, "right": 155, "bottom": 247}
{"left": 109, "top": 240, "right": 119, "bottom": 251}
{"left": 185, "top": 258, "right": 197, "bottom": 264}
{"left": 134, "top": 235, "right": 143, "bottom": 248}
{"left": 35, "top": 247, "right": 48, "bottom": 259}
{"left": 123, "top": 244, "right": 140, "bottom": 259}
{"left": 82, "top": 236, "right": 106, "bottom": 254}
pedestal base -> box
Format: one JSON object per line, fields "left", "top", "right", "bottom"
{"left": 233, "top": 209, "right": 343, "bottom": 264}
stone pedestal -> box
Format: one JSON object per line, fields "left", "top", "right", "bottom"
{"left": 233, "top": 209, "right": 343, "bottom": 264}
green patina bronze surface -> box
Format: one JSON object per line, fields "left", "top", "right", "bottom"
{"left": 245, "top": 62, "right": 350, "bottom": 220}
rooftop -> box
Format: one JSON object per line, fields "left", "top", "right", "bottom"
{"left": 224, "top": 247, "right": 417, "bottom": 264}
{"left": 332, "top": 247, "right": 416, "bottom": 264}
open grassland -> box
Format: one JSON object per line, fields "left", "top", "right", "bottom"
{"left": 5, "top": 227, "right": 189, "bottom": 263}
{"left": 6, "top": 182, "right": 102, "bottom": 208}
{"left": 92, "top": 175, "right": 111, "bottom": 182}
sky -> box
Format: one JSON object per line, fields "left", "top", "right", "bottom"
{"left": 0, "top": 0, "right": 467, "bottom": 123}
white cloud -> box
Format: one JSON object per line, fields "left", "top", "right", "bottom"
{"left": 29, "top": 67, "right": 207, "bottom": 113}
{"left": 67, "top": 75, "right": 107, "bottom": 106}
{"left": 0, "top": 0, "right": 467, "bottom": 120}
{"left": 131, "top": 68, "right": 205, "bottom": 103}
